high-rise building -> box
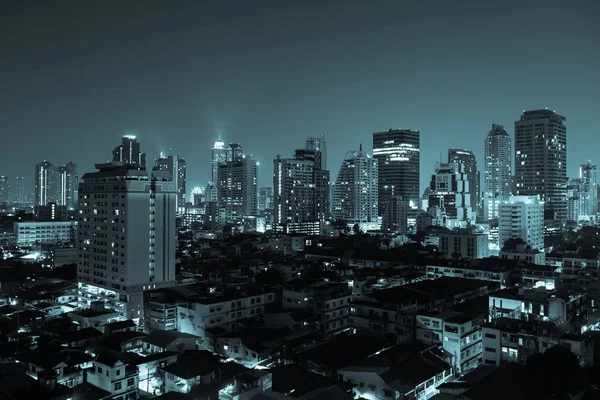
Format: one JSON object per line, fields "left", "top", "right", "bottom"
{"left": 372, "top": 129, "right": 420, "bottom": 230}
{"left": 306, "top": 135, "right": 327, "bottom": 170}
{"left": 448, "top": 149, "right": 479, "bottom": 220}
{"left": 217, "top": 155, "right": 258, "bottom": 221}
{"left": 57, "top": 161, "right": 78, "bottom": 210}
{"left": 498, "top": 195, "right": 544, "bottom": 251}
{"left": 483, "top": 124, "right": 512, "bottom": 220}
{"left": 579, "top": 162, "right": 597, "bottom": 220}
{"left": 427, "top": 162, "right": 474, "bottom": 229}
{"left": 211, "top": 140, "right": 227, "bottom": 184}
{"left": 227, "top": 143, "right": 243, "bottom": 162}
{"left": 192, "top": 187, "right": 204, "bottom": 207}
{"left": 566, "top": 179, "right": 581, "bottom": 222}
{"left": 34, "top": 161, "right": 56, "bottom": 207}
{"left": 515, "top": 110, "right": 567, "bottom": 221}
{"left": 177, "top": 157, "right": 187, "bottom": 209}
{"left": 112, "top": 134, "right": 146, "bottom": 168}
{"left": 154, "top": 153, "right": 186, "bottom": 210}
{"left": 332, "top": 145, "right": 378, "bottom": 227}
{"left": 13, "top": 177, "right": 24, "bottom": 204}
{"left": 258, "top": 187, "right": 273, "bottom": 212}
{"left": 78, "top": 138, "right": 176, "bottom": 319}
{"left": 0, "top": 176, "right": 9, "bottom": 205}
{"left": 273, "top": 137, "right": 331, "bottom": 232}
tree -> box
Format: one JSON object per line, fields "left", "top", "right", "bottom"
{"left": 525, "top": 345, "right": 586, "bottom": 399}
{"left": 502, "top": 237, "right": 525, "bottom": 251}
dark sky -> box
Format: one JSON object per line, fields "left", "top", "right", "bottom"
{"left": 1, "top": 0, "right": 599, "bottom": 195}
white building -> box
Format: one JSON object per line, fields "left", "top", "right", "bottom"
{"left": 77, "top": 159, "right": 177, "bottom": 321}
{"left": 483, "top": 124, "right": 512, "bottom": 220}
{"left": 438, "top": 228, "right": 489, "bottom": 259}
{"left": 14, "top": 220, "right": 75, "bottom": 246}
{"left": 498, "top": 195, "right": 544, "bottom": 251}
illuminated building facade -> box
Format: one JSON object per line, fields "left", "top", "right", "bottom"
{"left": 332, "top": 145, "right": 378, "bottom": 227}
{"left": 515, "top": 110, "right": 567, "bottom": 221}
{"left": 13, "top": 176, "right": 24, "bottom": 204}
{"left": 498, "top": 195, "right": 544, "bottom": 251}
{"left": 372, "top": 129, "right": 420, "bottom": 230}
{"left": 57, "top": 161, "right": 78, "bottom": 210}
{"left": 211, "top": 140, "right": 227, "bottom": 184}
{"left": 0, "top": 176, "right": 9, "bottom": 205}
{"left": 34, "top": 160, "right": 56, "bottom": 207}
{"left": 483, "top": 124, "right": 512, "bottom": 220}
{"left": 112, "top": 134, "right": 146, "bottom": 168}
{"left": 154, "top": 153, "right": 187, "bottom": 211}
{"left": 579, "top": 161, "right": 597, "bottom": 221}
{"left": 217, "top": 155, "right": 258, "bottom": 221}
{"left": 448, "top": 148, "right": 479, "bottom": 220}
{"left": 77, "top": 143, "right": 176, "bottom": 320}
{"left": 427, "top": 162, "right": 474, "bottom": 229}
{"left": 258, "top": 187, "right": 273, "bottom": 212}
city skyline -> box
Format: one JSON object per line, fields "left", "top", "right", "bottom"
{"left": 1, "top": 1, "right": 599, "bottom": 193}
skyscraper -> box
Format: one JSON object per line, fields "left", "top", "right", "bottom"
{"left": 372, "top": 129, "right": 420, "bottom": 230}
{"left": 578, "top": 162, "right": 597, "bottom": 220}
{"left": 227, "top": 143, "right": 243, "bottom": 162}
{"left": 427, "top": 162, "right": 474, "bottom": 229}
{"left": 211, "top": 140, "right": 227, "bottom": 184}
{"left": 273, "top": 137, "right": 331, "bottom": 233}
{"left": 258, "top": 187, "right": 273, "bottom": 212}
{"left": 112, "top": 134, "right": 146, "bottom": 168}
{"left": 0, "top": 176, "right": 9, "bottom": 205}
{"left": 177, "top": 157, "right": 187, "bottom": 208}
{"left": 515, "top": 109, "right": 567, "bottom": 221}
{"left": 332, "top": 145, "right": 378, "bottom": 227}
{"left": 448, "top": 148, "right": 479, "bottom": 220}
{"left": 306, "top": 135, "right": 327, "bottom": 170}
{"left": 57, "top": 161, "right": 78, "bottom": 210}
{"left": 218, "top": 155, "right": 258, "bottom": 221}
{"left": 34, "top": 160, "right": 55, "bottom": 207}
{"left": 13, "top": 177, "right": 24, "bottom": 204}
{"left": 78, "top": 138, "right": 176, "bottom": 319}
{"left": 483, "top": 124, "right": 512, "bottom": 220}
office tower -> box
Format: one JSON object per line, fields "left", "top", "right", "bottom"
{"left": 448, "top": 148, "right": 479, "bottom": 220}
{"left": 205, "top": 182, "right": 218, "bottom": 203}
{"left": 0, "top": 176, "right": 9, "bottom": 205}
{"left": 78, "top": 139, "right": 176, "bottom": 319}
{"left": 373, "top": 129, "right": 420, "bottom": 230}
{"left": 498, "top": 195, "right": 544, "bottom": 251}
{"left": 227, "top": 143, "right": 243, "bottom": 162}
{"left": 34, "top": 160, "right": 55, "bottom": 207}
{"left": 37, "top": 202, "right": 68, "bottom": 221}
{"left": 217, "top": 155, "right": 258, "bottom": 221}
{"left": 306, "top": 135, "right": 327, "bottom": 170}
{"left": 427, "top": 162, "right": 474, "bottom": 229}
{"left": 154, "top": 153, "right": 186, "bottom": 210}
{"left": 13, "top": 177, "right": 24, "bottom": 204}
{"left": 192, "top": 187, "right": 204, "bottom": 207}
{"left": 112, "top": 134, "right": 146, "bottom": 168}
{"left": 579, "top": 162, "right": 597, "bottom": 220}
{"left": 177, "top": 157, "right": 187, "bottom": 208}
{"left": 57, "top": 161, "right": 78, "bottom": 210}
{"left": 273, "top": 137, "right": 331, "bottom": 232}
{"left": 483, "top": 124, "right": 512, "bottom": 220}
{"left": 211, "top": 140, "right": 227, "bottom": 184}
{"left": 515, "top": 109, "right": 567, "bottom": 221}
{"left": 258, "top": 187, "right": 273, "bottom": 212}
{"left": 566, "top": 179, "right": 581, "bottom": 222}
{"left": 332, "top": 145, "right": 378, "bottom": 226}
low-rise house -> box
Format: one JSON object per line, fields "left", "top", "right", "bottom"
{"left": 87, "top": 353, "right": 138, "bottom": 400}
{"left": 218, "top": 370, "right": 273, "bottom": 400}
{"left": 162, "top": 351, "right": 222, "bottom": 394}
{"left": 143, "top": 330, "right": 200, "bottom": 354}
{"left": 69, "top": 301, "right": 120, "bottom": 329}
{"left": 16, "top": 347, "right": 93, "bottom": 388}
{"left": 57, "top": 327, "right": 103, "bottom": 348}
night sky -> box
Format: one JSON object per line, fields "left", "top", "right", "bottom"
{"left": 1, "top": 0, "right": 599, "bottom": 195}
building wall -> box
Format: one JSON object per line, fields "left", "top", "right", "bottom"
{"left": 14, "top": 221, "right": 74, "bottom": 246}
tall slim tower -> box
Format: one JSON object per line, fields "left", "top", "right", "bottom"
{"left": 258, "top": 187, "right": 273, "bottom": 212}
{"left": 218, "top": 155, "right": 258, "bottom": 221}
{"left": 13, "top": 177, "right": 24, "bottom": 204}
{"left": 579, "top": 162, "right": 597, "bottom": 220}
{"left": 34, "top": 161, "right": 55, "bottom": 207}
{"left": 515, "top": 109, "right": 567, "bottom": 221}
{"left": 483, "top": 124, "right": 512, "bottom": 220}
{"left": 372, "top": 129, "right": 420, "bottom": 229}
{"left": 78, "top": 138, "right": 176, "bottom": 320}
{"left": 306, "top": 135, "right": 327, "bottom": 170}
{"left": 0, "top": 176, "right": 9, "bottom": 205}
{"left": 448, "top": 149, "right": 479, "bottom": 221}
{"left": 177, "top": 157, "right": 187, "bottom": 208}
{"left": 211, "top": 140, "right": 227, "bottom": 184}
{"left": 332, "top": 145, "right": 378, "bottom": 225}
{"left": 57, "top": 161, "right": 78, "bottom": 210}
{"left": 112, "top": 134, "right": 146, "bottom": 168}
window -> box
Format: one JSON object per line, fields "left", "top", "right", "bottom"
{"left": 485, "top": 347, "right": 497, "bottom": 353}
{"left": 116, "top": 369, "right": 121, "bottom": 376}
{"left": 485, "top": 333, "right": 496, "bottom": 339}
{"left": 114, "top": 382, "right": 122, "bottom": 391}
{"left": 97, "top": 367, "right": 103, "bottom": 374}
{"left": 127, "top": 378, "right": 134, "bottom": 387}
